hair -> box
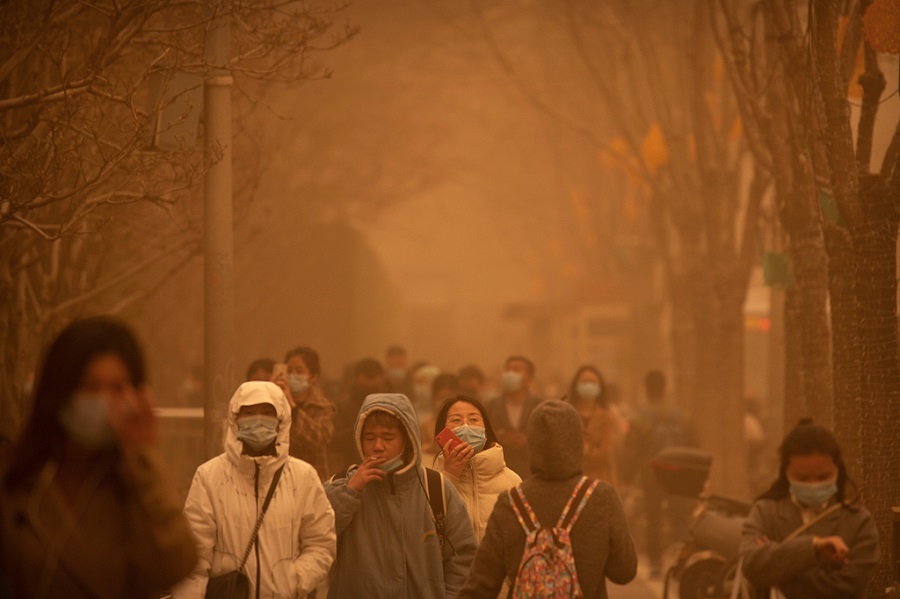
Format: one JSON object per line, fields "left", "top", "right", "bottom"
{"left": 644, "top": 369, "right": 666, "bottom": 399}
{"left": 3, "top": 316, "right": 146, "bottom": 490}
{"left": 758, "top": 419, "right": 855, "bottom": 503}
{"left": 505, "top": 355, "right": 535, "bottom": 378}
{"left": 457, "top": 364, "right": 485, "bottom": 384}
{"left": 354, "top": 357, "right": 385, "bottom": 379}
{"left": 566, "top": 365, "right": 608, "bottom": 407}
{"left": 362, "top": 409, "right": 413, "bottom": 464}
{"left": 431, "top": 373, "right": 459, "bottom": 396}
{"left": 433, "top": 395, "right": 498, "bottom": 449}
{"left": 385, "top": 344, "right": 407, "bottom": 358}
{"left": 284, "top": 346, "right": 321, "bottom": 378}
{"left": 245, "top": 358, "right": 275, "bottom": 380}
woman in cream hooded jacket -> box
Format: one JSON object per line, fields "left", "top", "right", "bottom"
{"left": 173, "top": 381, "right": 336, "bottom": 599}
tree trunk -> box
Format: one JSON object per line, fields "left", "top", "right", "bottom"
{"left": 786, "top": 228, "right": 834, "bottom": 426}
{"left": 823, "top": 223, "right": 863, "bottom": 479}
{"left": 715, "top": 278, "right": 750, "bottom": 498}
{"left": 851, "top": 175, "right": 900, "bottom": 597}
{"left": 782, "top": 285, "right": 806, "bottom": 429}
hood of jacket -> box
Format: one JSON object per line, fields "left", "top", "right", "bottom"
{"left": 225, "top": 381, "right": 291, "bottom": 472}
{"left": 528, "top": 400, "right": 583, "bottom": 480}
{"left": 353, "top": 393, "right": 421, "bottom": 476}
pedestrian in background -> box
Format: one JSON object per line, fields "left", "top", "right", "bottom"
{"left": 273, "top": 346, "right": 336, "bottom": 481}
{"left": 485, "top": 355, "right": 542, "bottom": 478}
{"left": 566, "top": 365, "right": 620, "bottom": 488}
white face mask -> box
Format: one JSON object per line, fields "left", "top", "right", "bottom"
{"left": 236, "top": 415, "right": 279, "bottom": 451}
{"left": 576, "top": 381, "right": 601, "bottom": 401}
{"left": 59, "top": 393, "right": 115, "bottom": 449}
{"left": 500, "top": 371, "right": 523, "bottom": 393}
{"left": 288, "top": 373, "right": 308, "bottom": 394}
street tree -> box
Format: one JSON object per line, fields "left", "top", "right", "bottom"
{"left": 0, "top": 0, "right": 356, "bottom": 435}
{"left": 713, "top": 0, "right": 900, "bottom": 593}
{"left": 476, "top": 0, "right": 764, "bottom": 495}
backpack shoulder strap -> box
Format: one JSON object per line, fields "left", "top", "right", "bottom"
{"left": 328, "top": 463, "right": 359, "bottom": 484}
{"left": 557, "top": 476, "right": 600, "bottom": 532}
{"left": 424, "top": 467, "right": 446, "bottom": 543}
{"left": 508, "top": 484, "right": 539, "bottom": 534}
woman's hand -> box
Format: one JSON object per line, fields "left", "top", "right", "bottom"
{"left": 272, "top": 375, "right": 296, "bottom": 408}
{"left": 442, "top": 440, "right": 475, "bottom": 478}
{"left": 813, "top": 535, "right": 850, "bottom": 565}
{"left": 348, "top": 455, "right": 386, "bottom": 492}
{"left": 110, "top": 384, "right": 158, "bottom": 452}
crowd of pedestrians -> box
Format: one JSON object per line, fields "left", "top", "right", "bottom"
{"left": 0, "top": 316, "right": 883, "bottom": 598}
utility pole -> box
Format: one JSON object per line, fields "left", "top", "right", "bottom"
{"left": 203, "top": 2, "right": 234, "bottom": 459}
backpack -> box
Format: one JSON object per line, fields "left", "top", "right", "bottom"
{"left": 508, "top": 476, "right": 600, "bottom": 599}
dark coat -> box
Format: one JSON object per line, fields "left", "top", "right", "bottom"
{"left": 741, "top": 496, "right": 879, "bottom": 598}
{"left": 485, "top": 393, "right": 541, "bottom": 478}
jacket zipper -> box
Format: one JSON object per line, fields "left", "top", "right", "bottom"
{"left": 254, "top": 462, "right": 261, "bottom": 599}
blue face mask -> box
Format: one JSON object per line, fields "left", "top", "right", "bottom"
{"left": 452, "top": 424, "right": 487, "bottom": 453}
{"left": 576, "top": 381, "right": 601, "bottom": 401}
{"left": 376, "top": 453, "right": 405, "bottom": 472}
{"left": 237, "top": 415, "right": 279, "bottom": 451}
{"left": 500, "top": 371, "right": 523, "bottom": 393}
{"left": 288, "top": 373, "right": 308, "bottom": 394}
{"left": 789, "top": 478, "right": 838, "bottom": 507}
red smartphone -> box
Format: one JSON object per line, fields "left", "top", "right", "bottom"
{"left": 435, "top": 427, "right": 463, "bottom": 451}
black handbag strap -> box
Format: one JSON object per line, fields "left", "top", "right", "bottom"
{"left": 237, "top": 464, "right": 285, "bottom": 571}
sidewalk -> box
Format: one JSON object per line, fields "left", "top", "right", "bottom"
{"left": 608, "top": 562, "right": 664, "bottom": 599}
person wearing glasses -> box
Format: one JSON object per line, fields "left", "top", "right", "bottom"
{"left": 433, "top": 395, "right": 521, "bottom": 542}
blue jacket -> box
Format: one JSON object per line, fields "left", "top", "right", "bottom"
{"left": 325, "top": 393, "right": 477, "bottom": 598}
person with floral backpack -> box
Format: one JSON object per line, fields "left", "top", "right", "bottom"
{"left": 459, "top": 400, "right": 637, "bottom": 599}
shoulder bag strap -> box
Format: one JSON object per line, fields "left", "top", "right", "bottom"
{"left": 237, "top": 464, "right": 285, "bottom": 571}
{"left": 785, "top": 501, "right": 843, "bottom": 541}
{"left": 730, "top": 501, "right": 844, "bottom": 599}
{"left": 424, "top": 467, "right": 446, "bottom": 544}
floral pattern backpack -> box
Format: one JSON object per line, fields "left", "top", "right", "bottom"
{"left": 507, "top": 476, "right": 599, "bottom": 599}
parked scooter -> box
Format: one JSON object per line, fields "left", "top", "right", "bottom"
{"left": 651, "top": 447, "right": 751, "bottom": 599}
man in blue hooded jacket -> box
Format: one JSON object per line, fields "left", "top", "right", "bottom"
{"left": 324, "top": 393, "right": 476, "bottom": 598}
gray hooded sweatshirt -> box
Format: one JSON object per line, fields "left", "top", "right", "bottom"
{"left": 324, "top": 393, "right": 477, "bottom": 599}
{"left": 459, "top": 400, "right": 637, "bottom": 599}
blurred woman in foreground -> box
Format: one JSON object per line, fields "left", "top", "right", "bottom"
{"left": 738, "top": 420, "right": 879, "bottom": 598}
{"left": 0, "top": 316, "right": 197, "bottom": 598}
{"left": 433, "top": 394, "right": 521, "bottom": 541}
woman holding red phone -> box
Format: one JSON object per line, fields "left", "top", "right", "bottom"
{"left": 433, "top": 395, "right": 521, "bottom": 542}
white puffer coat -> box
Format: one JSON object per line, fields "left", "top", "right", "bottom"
{"left": 173, "top": 382, "right": 336, "bottom": 598}
{"left": 435, "top": 444, "right": 521, "bottom": 542}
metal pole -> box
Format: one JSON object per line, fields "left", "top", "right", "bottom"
{"left": 203, "top": 5, "right": 234, "bottom": 459}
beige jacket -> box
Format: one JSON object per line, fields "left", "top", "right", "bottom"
{"left": 435, "top": 443, "right": 521, "bottom": 542}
